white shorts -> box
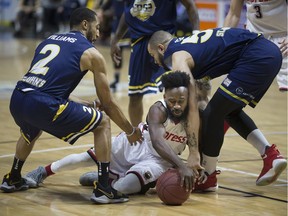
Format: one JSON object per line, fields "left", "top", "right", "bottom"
{"left": 88, "top": 131, "right": 172, "bottom": 186}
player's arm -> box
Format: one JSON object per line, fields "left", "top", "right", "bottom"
{"left": 110, "top": 12, "right": 128, "bottom": 65}
{"left": 181, "top": 0, "right": 200, "bottom": 31}
{"left": 223, "top": 0, "right": 245, "bottom": 27}
{"left": 195, "top": 78, "right": 211, "bottom": 111}
{"left": 80, "top": 47, "right": 142, "bottom": 144}
{"left": 171, "top": 51, "right": 203, "bottom": 176}
{"left": 147, "top": 102, "right": 194, "bottom": 191}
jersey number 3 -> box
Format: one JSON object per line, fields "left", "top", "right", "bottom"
{"left": 254, "top": 5, "right": 262, "bottom": 19}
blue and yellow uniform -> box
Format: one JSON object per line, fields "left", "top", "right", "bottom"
{"left": 124, "top": 0, "right": 178, "bottom": 95}
{"left": 164, "top": 27, "right": 282, "bottom": 108}
{"left": 11, "top": 31, "right": 102, "bottom": 144}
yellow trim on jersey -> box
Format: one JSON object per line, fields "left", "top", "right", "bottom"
{"left": 53, "top": 102, "right": 69, "bottom": 122}
{"left": 131, "top": 37, "right": 144, "bottom": 47}
{"left": 21, "top": 130, "right": 31, "bottom": 145}
{"left": 220, "top": 85, "right": 249, "bottom": 105}
{"left": 250, "top": 100, "right": 258, "bottom": 106}
{"left": 62, "top": 108, "right": 97, "bottom": 141}
{"left": 155, "top": 70, "right": 173, "bottom": 83}
{"left": 129, "top": 82, "right": 158, "bottom": 89}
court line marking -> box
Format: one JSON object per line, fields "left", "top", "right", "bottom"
{"left": 0, "top": 143, "right": 287, "bottom": 184}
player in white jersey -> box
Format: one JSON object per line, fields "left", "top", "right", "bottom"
{"left": 224, "top": 0, "right": 288, "bottom": 91}
{"left": 24, "top": 71, "right": 199, "bottom": 194}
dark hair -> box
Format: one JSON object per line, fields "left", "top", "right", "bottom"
{"left": 161, "top": 71, "right": 190, "bottom": 89}
{"left": 70, "top": 7, "right": 97, "bottom": 29}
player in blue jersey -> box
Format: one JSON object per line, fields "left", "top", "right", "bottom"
{"left": 147, "top": 28, "right": 287, "bottom": 188}
{"left": 110, "top": 0, "right": 200, "bottom": 127}
{"left": 0, "top": 7, "right": 143, "bottom": 204}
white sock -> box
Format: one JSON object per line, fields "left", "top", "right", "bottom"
{"left": 202, "top": 154, "right": 218, "bottom": 175}
{"left": 50, "top": 152, "right": 95, "bottom": 173}
{"left": 246, "top": 129, "right": 270, "bottom": 155}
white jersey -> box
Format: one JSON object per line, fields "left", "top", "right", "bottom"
{"left": 245, "top": 0, "right": 287, "bottom": 37}
{"left": 107, "top": 100, "right": 187, "bottom": 186}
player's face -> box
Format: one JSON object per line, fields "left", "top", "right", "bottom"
{"left": 148, "top": 44, "right": 165, "bottom": 67}
{"left": 164, "top": 87, "right": 188, "bottom": 118}
{"left": 86, "top": 15, "right": 100, "bottom": 44}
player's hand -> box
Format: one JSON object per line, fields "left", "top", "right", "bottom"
{"left": 178, "top": 166, "right": 195, "bottom": 192}
{"left": 126, "top": 127, "right": 144, "bottom": 145}
{"left": 91, "top": 98, "right": 103, "bottom": 111}
{"left": 197, "top": 169, "right": 208, "bottom": 184}
{"left": 110, "top": 38, "right": 122, "bottom": 66}
{"left": 279, "top": 38, "right": 288, "bottom": 57}
{"left": 187, "top": 151, "right": 204, "bottom": 179}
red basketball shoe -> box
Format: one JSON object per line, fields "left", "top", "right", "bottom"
{"left": 256, "top": 144, "right": 287, "bottom": 186}
{"left": 193, "top": 170, "right": 221, "bottom": 192}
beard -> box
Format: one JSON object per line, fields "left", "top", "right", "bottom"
{"left": 86, "top": 30, "right": 93, "bottom": 43}
{"left": 166, "top": 106, "right": 188, "bottom": 122}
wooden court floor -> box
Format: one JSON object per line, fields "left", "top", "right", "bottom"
{"left": 0, "top": 31, "right": 287, "bottom": 216}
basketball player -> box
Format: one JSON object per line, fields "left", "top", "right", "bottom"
{"left": 224, "top": 0, "right": 288, "bottom": 92}
{"left": 0, "top": 8, "right": 143, "bottom": 204}
{"left": 147, "top": 28, "right": 287, "bottom": 187}
{"left": 24, "top": 71, "right": 198, "bottom": 194}
{"left": 110, "top": 0, "right": 200, "bottom": 126}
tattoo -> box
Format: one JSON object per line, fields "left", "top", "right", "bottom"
{"left": 184, "top": 120, "right": 198, "bottom": 148}
{"left": 187, "top": 133, "right": 198, "bottom": 148}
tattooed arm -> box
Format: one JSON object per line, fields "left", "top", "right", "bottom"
{"left": 171, "top": 51, "right": 203, "bottom": 176}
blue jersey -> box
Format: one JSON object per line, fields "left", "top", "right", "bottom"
{"left": 164, "top": 28, "right": 261, "bottom": 79}
{"left": 16, "top": 31, "right": 94, "bottom": 99}
{"left": 124, "top": 0, "right": 177, "bottom": 39}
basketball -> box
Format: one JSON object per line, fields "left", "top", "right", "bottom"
{"left": 156, "top": 169, "right": 190, "bottom": 205}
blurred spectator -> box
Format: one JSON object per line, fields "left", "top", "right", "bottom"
{"left": 58, "top": 0, "right": 87, "bottom": 33}
{"left": 14, "top": 0, "right": 42, "bottom": 38}
{"left": 41, "top": 0, "right": 63, "bottom": 37}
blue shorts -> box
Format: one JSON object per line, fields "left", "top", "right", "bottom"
{"left": 128, "top": 37, "right": 166, "bottom": 95}
{"left": 219, "top": 37, "right": 282, "bottom": 108}
{"left": 10, "top": 89, "right": 102, "bottom": 144}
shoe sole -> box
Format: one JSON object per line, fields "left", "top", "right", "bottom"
{"left": 256, "top": 159, "right": 287, "bottom": 186}
{"left": 0, "top": 183, "right": 29, "bottom": 193}
{"left": 90, "top": 194, "right": 129, "bottom": 204}
{"left": 194, "top": 185, "right": 218, "bottom": 193}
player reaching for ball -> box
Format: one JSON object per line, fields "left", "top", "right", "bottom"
{"left": 0, "top": 7, "right": 143, "bottom": 204}
{"left": 24, "top": 71, "right": 205, "bottom": 194}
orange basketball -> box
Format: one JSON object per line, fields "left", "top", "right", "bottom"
{"left": 156, "top": 169, "right": 190, "bottom": 205}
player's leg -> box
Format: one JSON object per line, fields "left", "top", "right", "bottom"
{"left": 270, "top": 35, "right": 288, "bottom": 91}
{"left": 276, "top": 55, "right": 288, "bottom": 91}
{"left": 128, "top": 38, "right": 162, "bottom": 126}
{"left": 90, "top": 115, "right": 129, "bottom": 204}
{"left": 1, "top": 89, "right": 43, "bottom": 192}
{"left": 1, "top": 132, "right": 42, "bottom": 192}
{"left": 25, "top": 151, "right": 95, "bottom": 188}
{"left": 112, "top": 173, "right": 142, "bottom": 194}
{"left": 128, "top": 94, "right": 144, "bottom": 126}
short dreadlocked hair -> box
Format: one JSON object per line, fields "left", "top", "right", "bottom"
{"left": 161, "top": 71, "right": 190, "bottom": 90}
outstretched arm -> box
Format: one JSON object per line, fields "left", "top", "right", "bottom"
{"left": 81, "top": 47, "right": 143, "bottom": 144}
{"left": 171, "top": 51, "right": 203, "bottom": 176}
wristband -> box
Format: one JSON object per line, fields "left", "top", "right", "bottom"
{"left": 126, "top": 127, "right": 135, "bottom": 136}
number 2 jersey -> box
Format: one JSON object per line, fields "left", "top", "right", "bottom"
{"left": 164, "top": 28, "right": 261, "bottom": 80}
{"left": 16, "top": 31, "right": 94, "bottom": 99}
